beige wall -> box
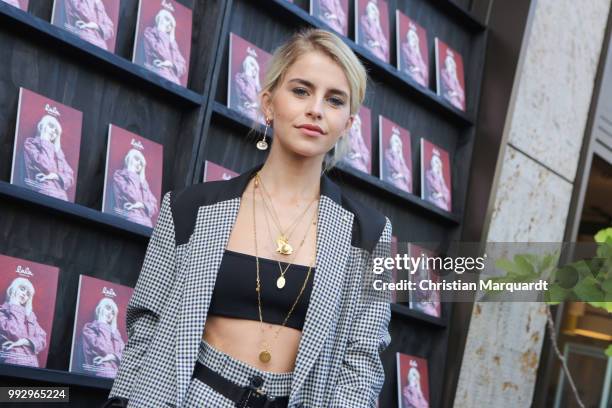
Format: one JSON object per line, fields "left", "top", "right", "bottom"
{"left": 453, "top": 0, "right": 611, "bottom": 406}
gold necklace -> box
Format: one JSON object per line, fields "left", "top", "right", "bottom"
{"left": 252, "top": 176, "right": 316, "bottom": 363}
{"left": 261, "top": 195, "right": 317, "bottom": 289}
{"left": 255, "top": 172, "right": 317, "bottom": 256}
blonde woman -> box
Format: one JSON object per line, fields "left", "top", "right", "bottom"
{"left": 106, "top": 28, "right": 392, "bottom": 407}
{"left": 82, "top": 297, "right": 125, "bottom": 378}
{"left": 143, "top": 8, "right": 187, "bottom": 85}
{"left": 0, "top": 277, "right": 47, "bottom": 368}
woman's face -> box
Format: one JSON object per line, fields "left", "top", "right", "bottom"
{"left": 245, "top": 58, "right": 260, "bottom": 79}
{"left": 431, "top": 156, "right": 442, "bottom": 175}
{"left": 13, "top": 284, "right": 31, "bottom": 306}
{"left": 408, "top": 368, "right": 420, "bottom": 386}
{"left": 445, "top": 56, "right": 456, "bottom": 77}
{"left": 101, "top": 303, "right": 116, "bottom": 324}
{"left": 350, "top": 115, "right": 362, "bottom": 137}
{"left": 261, "top": 50, "right": 353, "bottom": 161}
{"left": 158, "top": 12, "right": 175, "bottom": 34}
{"left": 41, "top": 117, "right": 61, "bottom": 143}
{"left": 366, "top": 3, "right": 380, "bottom": 23}
{"left": 391, "top": 135, "right": 402, "bottom": 154}
{"left": 128, "top": 154, "right": 145, "bottom": 174}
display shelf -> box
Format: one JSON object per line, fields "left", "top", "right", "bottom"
{"left": 267, "top": 0, "right": 475, "bottom": 127}
{"left": 0, "top": 181, "right": 152, "bottom": 239}
{"left": 391, "top": 303, "right": 447, "bottom": 327}
{"left": 0, "top": 364, "right": 113, "bottom": 390}
{"left": 428, "top": 0, "right": 487, "bottom": 32}
{"left": 0, "top": 2, "right": 204, "bottom": 107}
{"left": 211, "top": 102, "right": 461, "bottom": 225}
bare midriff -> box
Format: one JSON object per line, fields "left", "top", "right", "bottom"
{"left": 202, "top": 316, "right": 302, "bottom": 373}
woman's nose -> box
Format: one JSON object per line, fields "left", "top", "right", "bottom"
{"left": 306, "top": 98, "right": 324, "bottom": 120}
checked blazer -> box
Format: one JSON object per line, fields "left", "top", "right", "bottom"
{"left": 107, "top": 162, "right": 393, "bottom": 408}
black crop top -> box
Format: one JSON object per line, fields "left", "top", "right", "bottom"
{"left": 207, "top": 250, "right": 315, "bottom": 331}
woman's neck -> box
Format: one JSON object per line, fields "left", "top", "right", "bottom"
{"left": 256, "top": 157, "right": 322, "bottom": 204}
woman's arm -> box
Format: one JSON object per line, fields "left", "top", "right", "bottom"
{"left": 329, "top": 217, "right": 392, "bottom": 408}
{"left": 107, "top": 191, "right": 177, "bottom": 404}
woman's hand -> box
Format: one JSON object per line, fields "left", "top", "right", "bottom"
{"left": 2, "top": 338, "right": 32, "bottom": 351}
{"left": 93, "top": 354, "right": 117, "bottom": 365}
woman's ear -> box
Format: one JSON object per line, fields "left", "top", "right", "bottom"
{"left": 260, "top": 91, "right": 273, "bottom": 121}
{"left": 344, "top": 115, "right": 355, "bottom": 135}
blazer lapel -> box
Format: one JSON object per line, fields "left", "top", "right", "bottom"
{"left": 289, "top": 193, "right": 354, "bottom": 401}
{"left": 174, "top": 198, "right": 241, "bottom": 407}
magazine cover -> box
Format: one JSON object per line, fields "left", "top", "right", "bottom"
{"left": 396, "top": 10, "right": 429, "bottom": 88}
{"left": 435, "top": 38, "right": 466, "bottom": 111}
{"left": 132, "top": 0, "right": 193, "bottom": 87}
{"left": 69, "top": 275, "right": 133, "bottom": 378}
{"left": 355, "top": 0, "right": 390, "bottom": 63}
{"left": 102, "top": 125, "right": 163, "bottom": 228}
{"left": 0, "top": 254, "right": 59, "bottom": 368}
{"left": 379, "top": 115, "right": 412, "bottom": 193}
{"left": 228, "top": 33, "right": 272, "bottom": 125}
{"left": 1, "top": 0, "right": 28, "bottom": 11}
{"left": 408, "top": 244, "right": 441, "bottom": 318}
{"left": 396, "top": 352, "right": 430, "bottom": 408}
{"left": 51, "top": 0, "right": 120, "bottom": 52}
{"left": 339, "top": 105, "right": 372, "bottom": 174}
{"left": 310, "top": 0, "right": 349, "bottom": 36}
{"left": 420, "top": 138, "right": 452, "bottom": 212}
{"left": 10, "top": 87, "right": 82, "bottom": 203}
{"left": 203, "top": 161, "right": 238, "bottom": 182}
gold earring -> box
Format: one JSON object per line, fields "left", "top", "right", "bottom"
{"left": 257, "top": 118, "right": 270, "bottom": 151}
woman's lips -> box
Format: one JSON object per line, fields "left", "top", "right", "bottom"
{"left": 296, "top": 125, "right": 324, "bottom": 137}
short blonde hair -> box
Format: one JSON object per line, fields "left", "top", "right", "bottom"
{"left": 260, "top": 28, "right": 368, "bottom": 171}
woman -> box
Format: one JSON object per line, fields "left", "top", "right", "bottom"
{"left": 234, "top": 53, "right": 262, "bottom": 122}
{"left": 424, "top": 153, "right": 450, "bottom": 211}
{"left": 318, "top": 0, "right": 346, "bottom": 35}
{"left": 359, "top": 0, "right": 389, "bottom": 62}
{"left": 383, "top": 131, "right": 412, "bottom": 192}
{"left": 112, "top": 148, "right": 158, "bottom": 228}
{"left": 64, "top": 0, "right": 114, "bottom": 51}
{"left": 106, "top": 28, "right": 392, "bottom": 407}
{"left": 143, "top": 8, "right": 187, "bottom": 85}
{"left": 345, "top": 113, "right": 370, "bottom": 172}
{"left": 441, "top": 50, "right": 465, "bottom": 110}
{"left": 0, "top": 277, "right": 47, "bottom": 368}
{"left": 23, "top": 114, "right": 75, "bottom": 201}
{"left": 401, "top": 26, "right": 428, "bottom": 87}
{"left": 82, "top": 297, "right": 125, "bottom": 378}
{"left": 402, "top": 366, "right": 429, "bottom": 408}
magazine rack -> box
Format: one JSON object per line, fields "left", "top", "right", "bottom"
{"left": 0, "top": 0, "right": 487, "bottom": 406}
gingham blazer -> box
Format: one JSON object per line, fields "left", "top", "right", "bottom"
{"left": 106, "top": 162, "right": 392, "bottom": 408}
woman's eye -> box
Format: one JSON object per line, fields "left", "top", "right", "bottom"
{"left": 328, "top": 97, "right": 345, "bottom": 107}
{"left": 292, "top": 87, "right": 309, "bottom": 97}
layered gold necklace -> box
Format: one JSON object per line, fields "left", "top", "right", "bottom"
{"left": 252, "top": 175, "right": 317, "bottom": 364}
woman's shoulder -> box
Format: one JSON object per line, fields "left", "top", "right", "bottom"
{"left": 337, "top": 187, "right": 390, "bottom": 252}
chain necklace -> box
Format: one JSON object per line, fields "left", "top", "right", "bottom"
{"left": 252, "top": 176, "right": 316, "bottom": 363}
{"left": 255, "top": 172, "right": 317, "bottom": 256}
{"left": 261, "top": 194, "right": 317, "bottom": 289}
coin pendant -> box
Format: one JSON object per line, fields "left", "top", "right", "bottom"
{"left": 276, "top": 276, "right": 286, "bottom": 289}
{"left": 259, "top": 350, "right": 271, "bottom": 363}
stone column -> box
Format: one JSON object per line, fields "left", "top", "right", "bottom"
{"left": 453, "top": 0, "right": 611, "bottom": 407}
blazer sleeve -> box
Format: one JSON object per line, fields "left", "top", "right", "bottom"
{"left": 106, "top": 191, "right": 177, "bottom": 405}
{"left": 329, "top": 216, "right": 392, "bottom": 408}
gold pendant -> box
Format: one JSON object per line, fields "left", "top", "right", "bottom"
{"left": 259, "top": 350, "right": 271, "bottom": 363}
{"left": 276, "top": 236, "right": 293, "bottom": 255}
{"left": 276, "top": 276, "right": 286, "bottom": 289}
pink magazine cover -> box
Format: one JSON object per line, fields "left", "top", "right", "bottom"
{"left": 420, "top": 138, "right": 451, "bottom": 212}
{"left": 396, "top": 10, "right": 429, "bottom": 88}
{"left": 51, "top": 0, "right": 120, "bottom": 52}
{"left": 1, "top": 0, "right": 28, "bottom": 11}
{"left": 132, "top": 0, "right": 192, "bottom": 87}
{"left": 310, "top": 0, "right": 349, "bottom": 36}
{"left": 396, "top": 352, "right": 430, "bottom": 408}
{"left": 203, "top": 161, "right": 238, "bottom": 182}
{"left": 102, "top": 125, "right": 163, "bottom": 228}
{"left": 69, "top": 275, "right": 133, "bottom": 378}
{"left": 408, "top": 244, "right": 441, "bottom": 318}
{"left": 340, "top": 105, "right": 372, "bottom": 174}
{"left": 379, "top": 115, "right": 412, "bottom": 194}
{"left": 355, "top": 0, "right": 390, "bottom": 63}
{"left": 435, "top": 38, "right": 466, "bottom": 111}
{"left": 10, "top": 88, "right": 82, "bottom": 203}
{"left": 228, "top": 33, "right": 272, "bottom": 125}
{"left": 0, "top": 254, "right": 59, "bottom": 368}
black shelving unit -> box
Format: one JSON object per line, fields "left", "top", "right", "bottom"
{"left": 391, "top": 303, "right": 448, "bottom": 327}
{"left": 0, "top": 364, "right": 112, "bottom": 390}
